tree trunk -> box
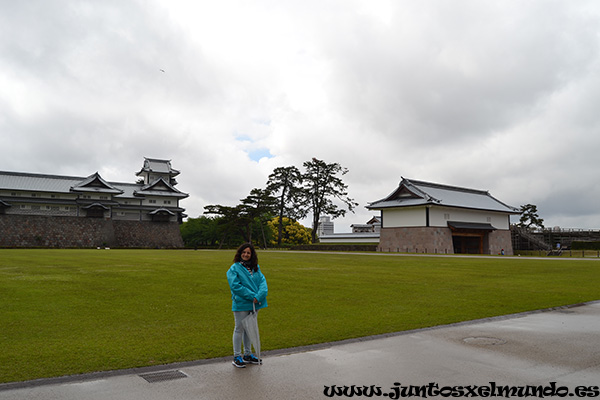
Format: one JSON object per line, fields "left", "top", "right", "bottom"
{"left": 278, "top": 212, "right": 284, "bottom": 247}
{"left": 311, "top": 213, "right": 320, "bottom": 243}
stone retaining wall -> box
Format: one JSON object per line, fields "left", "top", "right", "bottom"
{"left": 0, "top": 214, "right": 183, "bottom": 248}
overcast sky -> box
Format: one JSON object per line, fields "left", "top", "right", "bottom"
{"left": 2, "top": 0, "right": 600, "bottom": 232}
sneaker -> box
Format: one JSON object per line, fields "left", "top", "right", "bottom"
{"left": 243, "top": 354, "right": 261, "bottom": 365}
{"left": 232, "top": 356, "right": 246, "bottom": 368}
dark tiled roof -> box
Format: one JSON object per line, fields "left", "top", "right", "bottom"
{"left": 0, "top": 171, "right": 188, "bottom": 198}
{"left": 368, "top": 177, "right": 519, "bottom": 214}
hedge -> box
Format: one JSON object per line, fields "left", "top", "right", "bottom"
{"left": 571, "top": 241, "right": 600, "bottom": 250}
{"left": 290, "top": 244, "right": 378, "bottom": 252}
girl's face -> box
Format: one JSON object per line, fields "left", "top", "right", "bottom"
{"left": 241, "top": 247, "right": 252, "bottom": 261}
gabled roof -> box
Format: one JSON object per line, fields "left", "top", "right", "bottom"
{"left": 134, "top": 177, "right": 189, "bottom": 198}
{"left": 71, "top": 172, "right": 124, "bottom": 194}
{"left": 136, "top": 158, "right": 180, "bottom": 177}
{"left": 367, "top": 178, "right": 519, "bottom": 214}
{"left": 352, "top": 216, "right": 381, "bottom": 228}
{"left": 366, "top": 216, "right": 381, "bottom": 225}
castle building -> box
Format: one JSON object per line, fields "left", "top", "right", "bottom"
{"left": 0, "top": 158, "right": 188, "bottom": 248}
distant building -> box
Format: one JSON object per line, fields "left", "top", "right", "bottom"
{"left": 317, "top": 216, "right": 335, "bottom": 236}
{"left": 0, "top": 158, "right": 188, "bottom": 248}
{"left": 318, "top": 216, "right": 381, "bottom": 244}
{"left": 351, "top": 216, "right": 381, "bottom": 233}
{"left": 367, "top": 178, "right": 519, "bottom": 255}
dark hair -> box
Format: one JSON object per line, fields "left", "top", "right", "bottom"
{"left": 233, "top": 243, "right": 258, "bottom": 271}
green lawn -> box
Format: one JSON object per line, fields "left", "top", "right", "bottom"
{"left": 1, "top": 249, "right": 599, "bottom": 383}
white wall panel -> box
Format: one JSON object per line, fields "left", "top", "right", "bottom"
{"left": 383, "top": 207, "right": 426, "bottom": 227}
{"left": 429, "top": 206, "right": 510, "bottom": 229}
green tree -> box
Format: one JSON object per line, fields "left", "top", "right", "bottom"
{"left": 518, "top": 204, "right": 545, "bottom": 230}
{"left": 203, "top": 204, "right": 249, "bottom": 247}
{"left": 266, "top": 217, "right": 312, "bottom": 246}
{"left": 204, "top": 188, "right": 277, "bottom": 247}
{"left": 180, "top": 216, "right": 214, "bottom": 247}
{"left": 302, "top": 158, "right": 358, "bottom": 243}
{"left": 180, "top": 215, "right": 237, "bottom": 248}
{"left": 266, "top": 166, "right": 307, "bottom": 246}
{"left": 240, "top": 188, "right": 278, "bottom": 248}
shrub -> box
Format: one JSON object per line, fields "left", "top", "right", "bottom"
{"left": 571, "top": 241, "right": 600, "bottom": 250}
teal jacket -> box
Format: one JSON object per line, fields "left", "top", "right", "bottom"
{"left": 227, "top": 262, "right": 268, "bottom": 312}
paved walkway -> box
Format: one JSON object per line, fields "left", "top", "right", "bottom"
{"left": 1, "top": 301, "right": 599, "bottom": 399}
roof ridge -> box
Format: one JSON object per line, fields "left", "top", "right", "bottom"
{"left": 144, "top": 157, "right": 171, "bottom": 162}
{"left": 404, "top": 178, "right": 489, "bottom": 195}
{"left": 0, "top": 170, "right": 86, "bottom": 180}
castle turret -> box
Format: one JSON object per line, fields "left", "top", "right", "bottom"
{"left": 136, "top": 158, "right": 180, "bottom": 186}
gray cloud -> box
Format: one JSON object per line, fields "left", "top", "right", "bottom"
{"left": 2, "top": 0, "right": 600, "bottom": 230}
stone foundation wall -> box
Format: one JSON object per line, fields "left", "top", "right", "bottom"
{"left": 378, "top": 226, "right": 514, "bottom": 255}
{"left": 378, "top": 226, "right": 455, "bottom": 254}
{"left": 112, "top": 220, "right": 184, "bottom": 248}
{"left": 0, "top": 214, "right": 184, "bottom": 248}
{"left": 488, "top": 229, "right": 513, "bottom": 255}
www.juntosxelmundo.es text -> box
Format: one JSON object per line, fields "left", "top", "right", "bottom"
{"left": 323, "top": 382, "right": 600, "bottom": 398}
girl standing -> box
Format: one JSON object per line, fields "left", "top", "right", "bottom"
{"left": 226, "top": 243, "right": 268, "bottom": 368}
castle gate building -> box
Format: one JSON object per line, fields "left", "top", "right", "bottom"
{"left": 367, "top": 178, "right": 519, "bottom": 255}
